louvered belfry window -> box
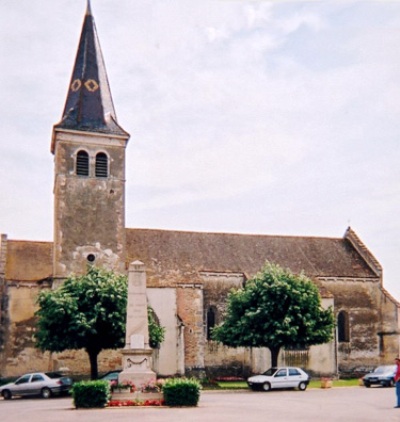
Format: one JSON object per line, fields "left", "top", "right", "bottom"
{"left": 95, "top": 152, "right": 108, "bottom": 178}
{"left": 76, "top": 150, "right": 89, "bottom": 176}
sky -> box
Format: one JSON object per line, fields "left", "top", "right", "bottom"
{"left": 1, "top": 1, "right": 400, "bottom": 298}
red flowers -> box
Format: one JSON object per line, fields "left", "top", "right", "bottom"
{"left": 108, "top": 399, "right": 165, "bottom": 407}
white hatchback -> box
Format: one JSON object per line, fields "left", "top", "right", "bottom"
{"left": 247, "top": 367, "right": 310, "bottom": 391}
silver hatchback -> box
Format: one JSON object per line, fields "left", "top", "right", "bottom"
{"left": 247, "top": 367, "right": 310, "bottom": 391}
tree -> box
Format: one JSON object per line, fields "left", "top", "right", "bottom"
{"left": 35, "top": 267, "right": 164, "bottom": 379}
{"left": 148, "top": 306, "right": 165, "bottom": 349}
{"left": 212, "top": 262, "right": 335, "bottom": 367}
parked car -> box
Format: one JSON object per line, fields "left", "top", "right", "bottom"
{"left": 362, "top": 365, "right": 396, "bottom": 388}
{"left": 247, "top": 367, "right": 310, "bottom": 391}
{"left": 0, "top": 372, "right": 73, "bottom": 400}
{"left": 99, "top": 370, "right": 122, "bottom": 383}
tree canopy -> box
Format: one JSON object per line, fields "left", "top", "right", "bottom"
{"left": 212, "top": 262, "right": 335, "bottom": 367}
{"left": 35, "top": 266, "right": 164, "bottom": 379}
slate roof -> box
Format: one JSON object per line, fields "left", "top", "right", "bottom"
{"left": 52, "top": 0, "right": 128, "bottom": 146}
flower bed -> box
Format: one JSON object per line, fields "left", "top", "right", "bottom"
{"left": 110, "top": 379, "right": 165, "bottom": 401}
{"left": 111, "top": 391, "right": 164, "bottom": 401}
{"left": 108, "top": 399, "right": 165, "bottom": 407}
{"left": 110, "top": 380, "right": 136, "bottom": 393}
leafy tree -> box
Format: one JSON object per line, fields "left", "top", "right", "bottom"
{"left": 35, "top": 267, "right": 164, "bottom": 379}
{"left": 212, "top": 262, "right": 335, "bottom": 367}
{"left": 148, "top": 306, "right": 165, "bottom": 348}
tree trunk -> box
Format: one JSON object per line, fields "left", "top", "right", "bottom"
{"left": 87, "top": 348, "right": 100, "bottom": 380}
{"left": 270, "top": 346, "right": 281, "bottom": 367}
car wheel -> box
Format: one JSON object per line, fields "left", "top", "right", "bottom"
{"left": 364, "top": 383, "right": 371, "bottom": 388}
{"left": 262, "top": 382, "right": 271, "bottom": 392}
{"left": 41, "top": 388, "right": 52, "bottom": 399}
{"left": 388, "top": 380, "right": 395, "bottom": 388}
{"left": 2, "top": 390, "right": 12, "bottom": 400}
{"left": 298, "top": 382, "right": 307, "bottom": 391}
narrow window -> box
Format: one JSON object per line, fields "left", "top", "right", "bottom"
{"left": 207, "top": 307, "right": 216, "bottom": 340}
{"left": 76, "top": 150, "right": 89, "bottom": 176}
{"left": 95, "top": 152, "right": 108, "bottom": 178}
{"left": 338, "top": 310, "right": 350, "bottom": 342}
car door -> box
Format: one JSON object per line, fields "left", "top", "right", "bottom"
{"left": 287, "top": 368, "right": 303, "bottom": 388}
{"left": 30, "top": 374, "right": 47, "bottom": 396}
{"left": 12, "top": 374, "right": 32, "bottom": 396}
{"left": 273, "top": 368, "right": 289, "bottom": 389}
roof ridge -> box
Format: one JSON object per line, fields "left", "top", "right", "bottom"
{"left": 126, "top": 227, "right": 341, "bottom": 240}
{"left": 344, "top": 227, "right": 382, "bottom": 277}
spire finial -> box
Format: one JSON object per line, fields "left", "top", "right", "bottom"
{"left": 86, "top": 0, "right": 92, "bottom": 16}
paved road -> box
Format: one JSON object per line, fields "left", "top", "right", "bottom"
{"left": 0, "top": 387, "right": 399, "bottom": 422}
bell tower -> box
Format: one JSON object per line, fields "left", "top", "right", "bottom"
{"left": 51, "top": 1, "right": 130, "bottom": 285}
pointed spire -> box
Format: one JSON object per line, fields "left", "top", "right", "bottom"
{"left": 86, "top": 0, "right": 92, "bottom": 16}
{"left": 54, "top": 2, "right": 127, "bottom": 138}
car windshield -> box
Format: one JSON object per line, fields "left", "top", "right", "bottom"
{"left": 262, "top": 368, "right": 278, "bottom": 376}
{"left": 373, "top": 365, "right": 396, "bottom": 374}
{"left": 101, "top": 371, "right": 120, "bottom": 380}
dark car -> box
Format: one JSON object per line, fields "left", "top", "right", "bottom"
{"left": 0, "top": 372, "right": 73, "bottom": 399}
{"left": 362, "top": 365, "right": 396, "bottom": 387}
{"left": 99, "top": 370, "right": 122, "bottom": 383}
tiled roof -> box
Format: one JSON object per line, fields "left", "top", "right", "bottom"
{"left": 126, "top": 228, "right": 378, "bottom": 281}
{"left": 5, "top": 240, "right": 53, "bottom": 282}
{"left": 3, "top": 228, "right": 379, "bottom": 283}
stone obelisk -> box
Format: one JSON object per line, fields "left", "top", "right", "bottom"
{"left": 118, "top": 261, "right": 156, "bottom": 387}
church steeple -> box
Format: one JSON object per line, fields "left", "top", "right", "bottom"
{"left": 52, "top": 1, "right": 127, "bottom": 152}
{"left": 51, "top": 1, "right": 129, "bottom": 282}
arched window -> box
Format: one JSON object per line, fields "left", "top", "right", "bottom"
{"left": 95, "top": 152, "right": 108, "bottom": 178}
{"left": 76, "top": 150, "right": 89, "bottom": 176}
{"left": 338, "top": 310, "right": 350, "bottom": 342}
{"left": 207, "top": 307, "right": 217, "bottom": 340}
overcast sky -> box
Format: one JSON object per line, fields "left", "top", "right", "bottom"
{"left": 1, "top": 1, "right": 400, "bottom": 299}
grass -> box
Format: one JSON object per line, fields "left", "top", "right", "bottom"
{"left": 215, "top": 378, "right": 361, "bottom": 390}
{"left": 309, "top": 378, "right": 360, "bottom": 388}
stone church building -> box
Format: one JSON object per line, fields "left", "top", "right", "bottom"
{"left": 0, "top": 2, "right": 399, "bottom": 379}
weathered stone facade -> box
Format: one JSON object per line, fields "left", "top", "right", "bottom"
{"left": 0, "top": 228, "right": 399, "bottom": 378}
{"left": 52, "top": 124, "right": 128, "bottom": 284}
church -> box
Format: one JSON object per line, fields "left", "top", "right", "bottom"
{"left": 0, "top": 2, "right": 399, "bottom": 379}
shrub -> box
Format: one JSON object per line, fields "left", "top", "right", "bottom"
{"left": 72, "top": 380, "right": 110, "bottom": 408}
{"left": 162, "top": 378, "right": 201, "bottom": 407}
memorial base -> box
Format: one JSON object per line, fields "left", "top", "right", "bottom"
{"left": 118, "top": 348, "right": 156, "bottom": 389}
{"left": 111, "top": 391, "right": 164, "bottom": 401}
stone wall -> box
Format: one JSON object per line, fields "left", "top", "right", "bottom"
{"left": 53, "top": 131, "right": 127, "bottom": 282}
{"left": 201, "top": 272, "right": 248, "bottom": 377}
{"left": 1, "top": 270, "right": 398, "bottom": 379}
{"left": 318, "top": 276, "right": 399, "bottom": 374}
{"left": 176, "top": 284, "right": 204, "bottom": 376}
{"left": 0, "top": 279, "right": 123, "bottom": 378}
